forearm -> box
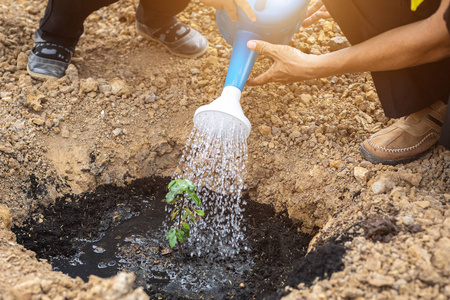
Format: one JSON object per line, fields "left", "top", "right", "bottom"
{"left": 313, "top": 2, "right": 450, "bottom": 78}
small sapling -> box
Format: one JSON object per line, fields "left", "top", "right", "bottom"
{"left": 165, "top": 179, "right": 204, "bottom": 255}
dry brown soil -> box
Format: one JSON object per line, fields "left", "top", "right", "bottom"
{"left": 1, "top": 0, "right": 449, "bottom": 299}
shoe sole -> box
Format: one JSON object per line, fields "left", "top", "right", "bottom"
{"left": 136, "top": 27, "right": 208, "bottom": 59}
{"left": 360, "top": 143, "right": 430, "bottom": 166}
{"left": 27, "top": 64, "right": 59, "bottom": 81}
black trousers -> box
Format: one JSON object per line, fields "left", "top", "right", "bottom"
{"left": 37, "top": 0, "right": 190, "bottom": 48}
{"left": 323, "top": 0, "right": 450, "bottom": 148}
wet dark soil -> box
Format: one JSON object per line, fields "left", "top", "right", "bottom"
{"left": 13, "top": 176, "right": 347, "bottom": 299}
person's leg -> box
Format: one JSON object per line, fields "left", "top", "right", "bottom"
{"left": 322, "top": 0, "right": 449, "bottom": 164}
{"left": 38, "top": 0, "right": 119, "bottom": 48}
{"left": 136, "top": 0, "right": 190, "bottom": 29}
{"left": 28, "top": 0, "right": 119, "bottom": 80}
{"left": 135, "top": 0, "right": 208, "bottom": 58}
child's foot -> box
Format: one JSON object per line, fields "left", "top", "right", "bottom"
{"left": 27, "top": 31, "right": 74, "bottom": 80}
{"left": 136, "top": 18, "right": 208, "bottom": 58}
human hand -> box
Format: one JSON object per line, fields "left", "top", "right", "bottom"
{"left": 200, "top": 0, "right": 256, "bottom": 22}
{"left": 246, "top": 40, "right": 320, "bottom": 85}
{"left": 302, "top": 0, "right": 331, "bottom": 27}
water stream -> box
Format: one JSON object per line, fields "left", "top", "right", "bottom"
{"left": 172, "top": 119, "right": 249, "bottom": 257}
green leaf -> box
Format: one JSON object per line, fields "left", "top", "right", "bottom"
{"left": 182, "top": 226, "right": 190, "bottom": 238}
{"left": 168, "top": 179, "right": 177, "bottom": 189}
{"left": 183, "top": 208, "right": 194, "bottom": 218}
{"left": 169, "top": 235, "right": 177, "bottom": 248}
{"left": 166, "top": 228, "right": 176, "bottom": 247}
{"left": 171, "top": 208, "right": 179, "bottom": 220}
{"left": 196, "top": 210, "right": 205, "bottom": 217}
{"left": 175, "top": 229, "right": 185, "bottom": 242}
{"left": 183, "top": 208, "right": 196, "bottom": 223}
{"left": 182, "top": 222, "right": 190, "bottom": 229}
{"left": 165, "top": 190, "right": 178, "bottom": 204}
{"left": 187, "top": 190, "right": 201, "bottom": 207}
{"left": 166, "top": 228, "right": 175, "bottom": 238}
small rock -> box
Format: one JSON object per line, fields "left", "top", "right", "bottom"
{"left": 322, "top": 21, "right": 334, "bottom": 32}
{"left": 258, "top": 125, "right": 272, "bottom": 136}
{"left": 414, "top": 200, "right": 431, "bottom": 209}
{"left": 354, "top": 166, "right": 369, "bottom": 183}
{"left": 408, "top": 245, "right": 431, "bottom": 263}
{"left": 431, "top": 237, "right": 450, "bottom": 270}
{"left": 365, "top": 90, "right": 378, "bottom": 102}
{"left": 299, "top": 94, "right": 312, "bottom": 105}
{"left": 112, "top": 128, "right": 123, "bottom": 136}
{"left": 99, "top": 82, "right": 112, "bottom": 94}
{"left": 32, "top": 117, "right": 45, "bottom": 126}
{"left": 341, "top": 287, "right": 363, "bottom": 298}
{"left": 367, "top": 274, "right": 395, "bottom": 287}
{"left": 297, "top": 42, "right": 311, "bottom": 53}
{"left": 110, "top": 79, "right": 131, "bottom": 96}
{"left": 329, "top": 36, "right": 349, "bottom": 51}
{"left": 372, "top": 181, "right": 386, "bottom": 194}
{"left": 398, "top": 171, "right": 422, "bottom": 186}
{"left": 161, "top": 248, "right": 172, "bottom": 256}
{"left": 0, "top": 204, "right": 12, "bottom": 230}
{"left": 330, "top": 160, "right": 343, "bottom": 169}
{"left": 365, "top": 257, "right": 381, "bottom": 271}
{"left": 153, "top": 75, "right": 167, "bottom": 89}
{"left": 445, "top": 285, "right": 450, "bottom": 297}
{"left": 40, "top": 279, "right": 53, "bottom": 293}
{"left": 393, "top": 279, "right": 407, "bottom": 290}
{"left": 80, "top": 78, "right": 98, "bottom": 93}
{"left": 61, "top": 127, "right": 70, "bottom": 138}
{"left": 65, "top": 64, "right": 78, "bottom": 81}
{"left": 401, "top": 215, "right": 414, "bottom": 226}
{"left": 17, "top": 52, "right": 28, "bottom": 70}
{"left": 418, "top": 262, "right": 441, "bottom": 285}
{"left": 289, "top": 131, "right": 301, "bottom": 141}
{"left": 443, "top": 218, "right": 450, "bottom": 230}
{"left": 179, "top": 97, "right": 188, "bottom": 106}
{"left": 204, "top": 55, "right": 219, "bottom": 67}
{"left": 26, "top": 94, "right": 44, "bottom": 112}
{"left": 0, "top": 143, "right": 15, "bottom": 155}
{"left": 270, "top": 115, "right": 283, "bottom": 127}
{"left": 306, "top": 36, "right": 316, "bottom": 44}
{"left": 12, "top": 278, "right": 42, "bottom": 298}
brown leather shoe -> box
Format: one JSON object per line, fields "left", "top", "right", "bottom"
{"left": 361, "top": 100, "right": 447, "bottom": 165}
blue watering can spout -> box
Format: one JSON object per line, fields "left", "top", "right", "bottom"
{"left": 224, "top": 30, "right": 261, "bottom": 91}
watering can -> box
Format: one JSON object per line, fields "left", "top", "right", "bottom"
{"left": 193, "top": 0, "right": 310, "bottom": 139}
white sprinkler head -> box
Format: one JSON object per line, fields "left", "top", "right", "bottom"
{"left": 193, "top": 86, "right": 251, "bottom": 139}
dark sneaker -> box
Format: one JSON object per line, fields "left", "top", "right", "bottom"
{"left": 27, "top": 31, "right": 74, "bottom": 80}
{"left": 360, "top": 100, "right": 447, "bottom": 165}
{"left": 136, "top": 19, "right": 208, "bottom": 58}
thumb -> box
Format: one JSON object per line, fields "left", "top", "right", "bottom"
{"left": 247, "top": 40, "right": 275, "bottom": 56}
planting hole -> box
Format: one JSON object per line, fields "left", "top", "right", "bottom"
{"left": 13, "top": 176, "right": 347, "bottom": 299}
